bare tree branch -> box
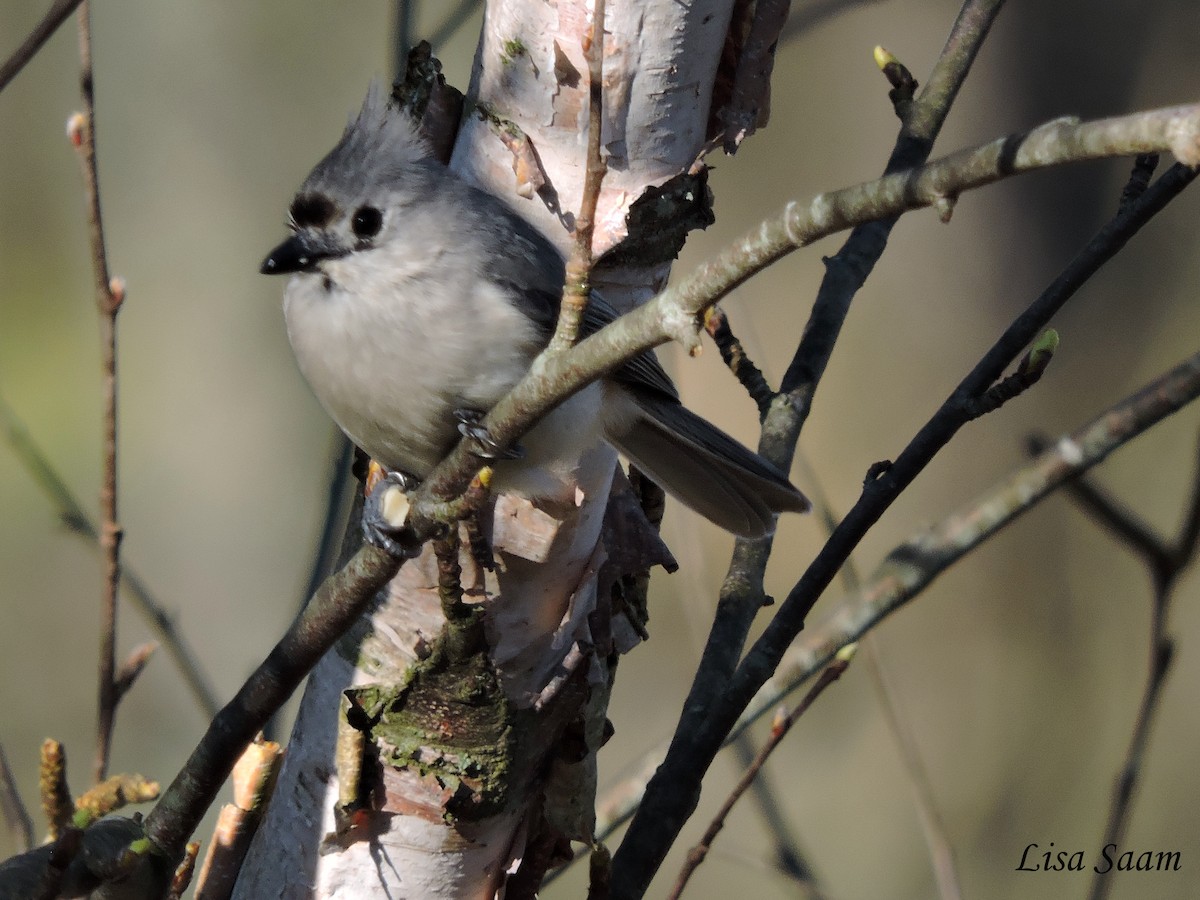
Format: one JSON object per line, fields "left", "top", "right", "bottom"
{"left": 0, "top": 0, "right": 85, "bottom": 94}
{"left": 669, "top": 650, "right": 851, "bottom": 898}
{"left": 69, "top": 1, "right": 126, "bottom": 786}
{"left": 611, "top": 156, "right": 1199, "bottom": 895}
{"left": 142, "top": 544, "right": 401, "bottom": 862}
{"left": 404, "top": 104, "right": 1200, "bottom": 552}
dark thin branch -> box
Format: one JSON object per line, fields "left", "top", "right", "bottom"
{"left": 611, "top": 5, "right": 1007, "bottom": 893}
{"left": 1087, "top": 594, "right": 1174, "bottom": 900}
{"left": 611, "top": 157, "right": 1199, "bottom": 896}
{"left": 72, "top": 1, "right": 125, "bottom": 787}
{"left": 0, "top": 0, "right": 85, "bottom": 94}
{"left": 1063, "top": 433, "right": 1200, "bottom": 900}
{"left": 143, "top": 544, "right": 402, "bottom": 861}
{"left": 669, "top": 653, "right": 850, "bottom": 899}
{"left": 1119, "top": 153, "right": 1159, "bottom": 212}
{"left": 1027, "top": 432, "right": 1173, "bottom": 574}
{"left": 1172, "top": 430, "right": 1200, "bottom": 569}
{"left": 0, "top": 394, "right": 220, "bottom": 717}
{"left": 704, "top": 307, "right": 774, "bottom": 417}
{"left": 730, "top": 733, "right": 821, "bottom": 890}
{"left": 392, "top": 0, "right": 415, "bottom": 81}
{"left": 428, "top": 0, "right": 483, "bottom": 50}
{"left": 781, "top": 0, "right": 886, "bottom": 44}
{"left": 0, "top": 743, "right": 33, "bottom": 853}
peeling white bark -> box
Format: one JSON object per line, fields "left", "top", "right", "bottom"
{"left": 234, "top": 1, "right": 733, "bottom": 896}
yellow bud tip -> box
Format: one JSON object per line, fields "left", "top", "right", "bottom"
{"left": 1023, "top": 328, "right": 1060, "bottom": 374}
{"left": 873, "top": 46, "right": 896, "bottom": 70}
{"left": 66, "top": 112, "right": 86, "bottom": 147}
{"left": 477, "top": 466, "right": 494, "bottom": 488}
{"left": 835, "top": 642, "right": 858, "bottom": 663}
{"left": 1034, "top": 328, "right": 1060, "bottom": 354}
{"left": 770, "top": 705, "right": 788, "bottom": 732}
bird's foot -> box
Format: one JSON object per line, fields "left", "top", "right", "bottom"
{"left": 362, "top": 468, "right": 423, "bottom": 558}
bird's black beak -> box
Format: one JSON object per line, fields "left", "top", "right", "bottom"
{"left": 260, "top": 234, "right": 329, "bottom": 275}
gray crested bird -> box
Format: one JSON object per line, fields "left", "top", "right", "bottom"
{"left": 261, "top": 87, "right": 809, "bottom": 537}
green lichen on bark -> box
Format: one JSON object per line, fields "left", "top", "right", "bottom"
{"left": 344, "top": 613, "right": 517, "bottom": 821}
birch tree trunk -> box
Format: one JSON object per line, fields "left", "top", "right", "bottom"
{"left": 234, "top": 1, "right": 742, "bottom": 895}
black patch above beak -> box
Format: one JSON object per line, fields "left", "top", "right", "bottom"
{"left": 260, "top": 234, "right": 331, "bottom": 275}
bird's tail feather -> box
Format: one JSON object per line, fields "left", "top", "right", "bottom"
{"left": 605, "top": 394, "right": 809, "bottom": 538}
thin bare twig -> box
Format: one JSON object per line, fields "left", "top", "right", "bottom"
{"left": 0, "top": 0, "right": 86, "bottom": 94}
{"left": 1065, "top": 431, "right": 1200, "bottom": 900}
{"left": 0, "top": 743, "right": 34, "bottom": 853}
{"left": 1027, "top": 433, "right": 1172, "bottom": 573}
{"left": 704, "top": 307, "right": 774, "bottom": 416}
{"left": 167, "top": 842, "right": 201, "bottom": 900}
{"left": 670, "top": 651, "right": 851, "bottom": 899}
{"left": 113, "top": 642, "right": 157, "bottom": 704}
{"left": 0, "top": 393, "right": 219, "bottom": 718}
{"left": 802, "top": 466, "right": 963, "bottom": 900}
{"left": 70, "top": 1, "right": 125, "bottom": 787}
{"left": 730, "top": 733, "right": 823, "bottom": 890}
{"left": 194, "top": 738, "right": 283, "bottom": 900}
{"left": 613, "top": 5, "right": 1008, "bottom": 892}
{"left": 548, "top": 0, "right": 608, "bottom": 353}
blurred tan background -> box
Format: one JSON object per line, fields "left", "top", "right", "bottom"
{"left": 1, "top": 1, "right": 1198, "bottom": 898}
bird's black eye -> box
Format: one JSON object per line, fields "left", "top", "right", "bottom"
{"left": 351, "top": 206, "right": 383, "bottom": 239}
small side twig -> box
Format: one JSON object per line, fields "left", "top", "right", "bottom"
{"left": 669, "top": 649, "right": 853, "bottom": 899}
{"left": 0, "top": 0, "right": 86, "bottom": 94}
{"left": 167, "top": 842, "right": 201, "bottom": 900}
{"left": 548, "top": 0, "right": 607, "bottom": 352}
{"left": 74, "top": 773, "right": 159, "bottom": 826}
{"left": 1026, "top": 432, "right": 1172, "bottom": 573}
{"left": 703, "top": 307, "right": 774, "bottom": 417}
{"left": 964, "top": 328, "right": 1059, "bottom": 420}
{"left": 0, "top": 742, "right": 34, "bottom": 853}
{"left": 112, "top": 642, "right": 157, "bottom": 706}
{"left": 730, "top": 733, "right": 822, "bottom": 889}
{"left": 71, "top": 1, "right": 126, "bottom": 786}
{"left": 193, "top": 738, "right": 283, "bottom": 900}
{"left": 1119, "top": 153, "right": 1159, "bottom": 212}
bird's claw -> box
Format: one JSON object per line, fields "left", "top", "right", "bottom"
{"left": 454, "top": 409, "right": 524, "bottom": 461}
{"left": 362, "top": 469, "right": 423, "bottom": 558}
